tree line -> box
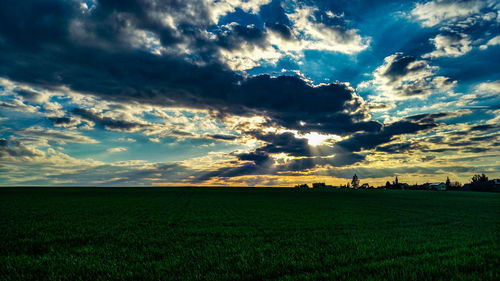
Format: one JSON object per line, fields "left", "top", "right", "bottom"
{"left": 295, "top": 173, "right": 500, "bottom": 192}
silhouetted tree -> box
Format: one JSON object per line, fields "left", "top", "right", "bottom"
{"left": 295, "top": 184, "right": 309, "bottom": 189}
{"left": 446, "top": 177, "right": 451, "bottom": 190}
{"left": 351, "top": 174, "right": 359, "bottom": 189}
{"left": 392, "top": 176, "right": 400, "bottom": 189}
{"left": 385, "top": 181, "right": 391, "bottom": 189}
{"left": 450, "top": 181, "right": 462, "bottom": 190}
{"left": 472, "top": 174, "right": 488, "bottom": 183}
{"left": 471, "top": 173, "right": 492, "bottom": 191}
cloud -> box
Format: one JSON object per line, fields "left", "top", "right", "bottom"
{"left": 48, "top": 117, "right": 82, "bottom": 128}
{"left": 334, "top": 114, "right": 443, "bottom": 154}
{"left": 0, "top": 151, "right": 198, "bottom": 186}
{"left": 475, "top": 80, "right": 500, "bottom": 96}
{"left": 284, "top": 4, "right": 370, "bottom": 55}
{"left": 411, "top": 0, "right": 485, "bottom": 27}
{"left": 369, "top": 53, "right": 456, "bottom": 101}
{"left": 107, "top": 147, "right": 127, "bottom": 153}
{"left": 0, "top": 0, "right": 376, "bottom": 140}
{"left": 376, "top": 142, "right": 426, "bottom": 154}
{"left": 0, "top": 138, "right": 45, "bottom": 159}
{"left": 213, "top": 4, "right": 370, "bottom": 70}
{"left": 15, "top": 89, "right": 49, "bottom": 104}
{"left": 1, "top": 0, "right": 497, "bottom": 186}
{"left": 0, "top": 137, "right": 104, "bottom": 186}
{"left": 206, "top": 134, "right": 239, "bottom": 141}
{"left": 233, "top": 75, "right": 380, "bottom": 135}
{"left": 0, "top": 99, "right": 39, "bottom": 113}
{"left": 197, "top": 113, "right": 444, "bottom": 180}
{"left": 479, "top": 35, "right": 500, "bottom": 50}
{"left": 118, "top": 137, "right": 137, "bottom": 143}
{"left": 15, "top": 127, "right": 98, "bottom": 144}
{"left": 265, "top": 22, "right": 293, "bottom": 40}
{"left": 486, "top": 109, "right": 500, "bottom": 125}
{"left": 410, "top": 1, "right": 499, "bottom": 58}
{"left": 208, "top": 0, "right": 272, "bottom": 24}
{"left": 423, "top": 32, "right": 472, "bottom": 58}
{"left": 71, "top": 108, "right": 146, "bottom": 132}
{"left": 249, "top": 131, "right": 315, "bottom": 157}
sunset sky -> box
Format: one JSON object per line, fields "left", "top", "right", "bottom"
{"left": 1, "top": 0, "right": 499, "bottom": 186}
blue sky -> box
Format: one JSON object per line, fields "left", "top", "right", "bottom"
{"left": 0, "top": 0, "right": 499, "bottom": 186}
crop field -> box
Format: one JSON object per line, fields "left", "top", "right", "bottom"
{"left": 1, "top": 187, "right": 499, "bottom": 280}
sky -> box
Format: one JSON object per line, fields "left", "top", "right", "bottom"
{"left": 0, "top": 0, "right": 499, "bottom": 187}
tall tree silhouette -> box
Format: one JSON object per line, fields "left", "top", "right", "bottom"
{"left": 392, "top": 176, "right": 399, "bottom": 189}
{"left": 351, "top": 174, "right": 359, "bottom": 189}
{"left": 472, "top": 174, "right": 488, "bottom": 183}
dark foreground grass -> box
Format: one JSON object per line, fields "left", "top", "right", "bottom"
{"left": 1, "top": 188, "right": 499, "bottom": 281}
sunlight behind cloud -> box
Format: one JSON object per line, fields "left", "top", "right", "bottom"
{"left": 303, "top": 132, "right": 335, "bottom": 146}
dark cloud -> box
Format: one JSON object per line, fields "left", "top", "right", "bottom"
{"left": 425, "top": 136, "right": 445, "bottom": 144}
{"left": 4, "top": 0, "right": 486, "bottom": 184}
{"left": 407, "top": 112, "right": 457, "bottom": 122}
{"left": 0, "top": 0, "right": 73, "bottom": 51}
{"left": 216, "top": 23, "right": 267, "bottom": 49}
{"left": 237, "top": 151, "right": 272, "bottom": 165}
{"left": 470, "top": 124, "right": 498, "bottom": 131}
{"left": 0, "top": 101, "right": 32, "bottom": 112}
{"left": 48, "top": 117, "right": 74, "bottom": 125}
{"left": 376, "top": 142, "right": 425, "bottom": 153}
{"left": 381, "top": 55, "right": 424, "bottom": 82}
{"left": 233, "top": 75, "right": 382, "bottom": 135}
{"left": 469, "top": 135, "right": 498, "bottom": 142}
{"left": 373, "top": 52, "right": 456, "bottom": 98}
{"left": 265, "top": 22, "right": 293, "bottom": 39}
{"left": 367, "top": 103, "right": 391, "bottom": 110}
{"left": 71, "top": 108, "right": 145, "bottom": 132}
{"left": 170, "top": 130, "right": 195, "bottom": 137}
{"left": 463, "top": 147, "right": 490, "bottom": 153}
{"left": 199, "top": 151, "right": 365, "bottom": 180}
{"left": 280, "top": 153, "right": 366, "bottom": 172}
{"left": 336, "top": 116, "right": 439, "bottom": 153}
{"left": 196, "top": 161, "right": 273, "bottom": 182}
{"left": 198, "top": 112, "right": 444, "bottom": 180}
{"left": 206, "top": 134, "right": 239, "bottom": 141}
{"left": 423, "top": 148, "right": 458, "bottom": 153}
{"left": 0, "top": 139, "right": 43, "bottom": 158}
{"left": 249, "top": 131, "right": 312, "bottom": 157}
{"left": 0, "top": 0, "right": 378, "bottom": 138}
{"left": 15, "top": 89, "right": 44, "bottom": 103}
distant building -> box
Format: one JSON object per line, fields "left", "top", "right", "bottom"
{"left": 490, "top": 179, "right": 500, "bottom": 191}
{"left": 429, "top": 182, "right": 446, "bottom": 191}
{"left": 311, "top": 182, "right": 340, "bottom": 189}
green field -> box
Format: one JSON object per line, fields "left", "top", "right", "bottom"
{"left": 1, "top": 188, "right": 499, "bottom": 280}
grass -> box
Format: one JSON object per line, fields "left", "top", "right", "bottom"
{"left": 1, "top": 187, "right": 499, "bottom": 280}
